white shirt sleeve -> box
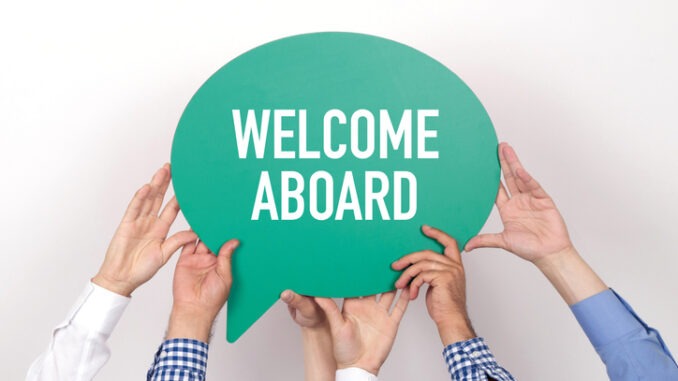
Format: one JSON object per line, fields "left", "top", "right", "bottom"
{"left": 26, "top": 281, "right": 130, "bottom": 381}
{"left": 336, "top": 367, "right": 379, "bottom": 381}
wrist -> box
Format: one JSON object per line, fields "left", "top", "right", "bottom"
{"left": 533, "top": 246, "right": 607, "bottom": 305}
{"left": 532, "top": 245, "right": 578, "bottom": 271}
{"left": 301, "top": 324, "right": 336, "bottom": 378}
{"left": 338, "top": 362, "right": 380, "bottom": 377}
{"left": 166, "top": 306, "right": 215, "bottom": 342}
{"left": 301, "top": 323, "right": 332, "bottom": 341}
{"left": 437, "top": 316, "right": 476, "bottom": 346}
{"left": 92, "top": 273, "right": 135, "bottom": 297}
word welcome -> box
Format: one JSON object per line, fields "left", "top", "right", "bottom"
{"left": 232, "top": 109, "right": 439, "bottom": 221}
{"left": 233, "top": 109, "right": 439, "bottom": 159}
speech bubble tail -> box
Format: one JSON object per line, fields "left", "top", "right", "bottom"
{"left": 226, "top": 279, "right": 280, "bottom": 343}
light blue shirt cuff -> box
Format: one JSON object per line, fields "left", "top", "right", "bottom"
{"left": 570, "top": 289, "right": 642, "bottom": 349}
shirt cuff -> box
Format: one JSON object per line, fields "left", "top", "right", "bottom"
{"left": 336, "top": 367, "right": 378, "bottom": 381}
{"left": 570, "top": 288, "right": 644, "bottom": 349}
{"left": 68, "top": 281, "right": 130, "bottom": 336}
{"left": 443, "top": 337, "right": 515, "bottom": 381}
{"left": 147, "top": 338, "right": 209, "bottom": 378}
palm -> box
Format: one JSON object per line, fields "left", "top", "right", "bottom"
{"left": 496, "top": 193, "right": 571, "bottom": 261}
{"left": 335, "top": 299, "right": 397, "bottom": 367}
{"left": 94, "top": 165, "right": 197, "bottom": 296}
{"left": 316, "top": 292, "right": 409, "bottom": 375}
{"left": 466, "top": 144, "right": 573, "bottom": 262}
{"left": 108, "top": 216, "right": 172, "bottom": 281}
{"left": 174, "top": 248, "right": 229, "bottom": 312}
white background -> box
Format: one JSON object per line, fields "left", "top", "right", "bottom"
{"left": 2, "top": 1, "right": 677, "bottom": 380}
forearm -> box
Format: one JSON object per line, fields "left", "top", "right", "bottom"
{"left": 533, "top": 247, "right": 607, "bottom": 306}
{"left": 571, "top": 289, "right": 678, "bottom": 380}
{"left": 443, "top": 337, "right": 515, "bottom": 381}
{"left": 27, "top": 282, "right": 129, "bottom": 381}
{"left": 166, "top": 307, "right": 215, "bottom": 342}
{"left": 302, "top": 326, "right": 336, "bottom": 381}
{"left": 27, "top": 326, "right": 111, "bottom": 381}
{"left": 437, "top": 316, "right": 477, "bottom": 348}
{"left": 151, "top": 306, "right": 212, "bottom": 381}
{"left": 147, "top": 338, "right": 209, "bottom": 381}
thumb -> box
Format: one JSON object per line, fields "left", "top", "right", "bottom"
{"left": 281, "top": 290, "right": 316, "bottom": 316}
{"left": 464, "top": 233, "right": 506, "bottom": 252}
{"left": 314, "top": 297, "right": 344, "bottom": 329}
{"left": 216, "top": 239, "right": 239, "bottom": 275}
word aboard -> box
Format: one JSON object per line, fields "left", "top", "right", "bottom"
{"left": 232, "top": 109, "right": 439, "bottom": 221}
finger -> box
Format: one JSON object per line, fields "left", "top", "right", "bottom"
{"left": 141, "top": 167, "right": 166, "bottom": 216}
{"left": 315, "top": 297, "right": 343, "bottom": 329}
{"left": 410, "top": 271, "right": 441, "bottom": 299}
{"left": 195, "top": 241, "right": 211, "bottom": 254}
{"left": 281, "top": 290, "right": 319, "bottom": 318}
{"left": 515, "top": 167, "right": 549, "bottom": 199}
{"left": 390, "top": 289, "right": 410, "bottom": 322}
{"left": 151, "top": 164, "right": 172, "bottom": 216}
{"left": 342, "top": 297, "right": 363, "bottom": 311}
{"left": 496, "top": 181, "right": 509, "bottom": 208}
{"left": 392, "top": 250, "right": 449, "bottom": 271}
{"left": 464, "top": 233, "right": 506, "bottom": 252}
{"left": 122, "top": 184, "right": 151, "bottom": 222}
{"left": 216, "top": 239, "right": 239, "bottom": 275}
{"left": 395, "top": 260, "right": 449, "bottom": 289}
{"left": 160, "top": 230, "right": 198, "bottom": 263}
{"left": 378, "top": 290, "right": 396, "bottom": 309}
{"left": 499, "top": 142, "right": 519, "bottom": 197}
{"left": 365, "top": 294, "right": 377, "bottom": 302}
{"left": 159, "top": 197, "right": 180, "bottom": 225}
{"left": 502, "top": 143, "right": 536, "bottom": 196}
{"left": 422, "top": 225, "right": 461, "bottom": 262}
{"left": 179, "top": 240, "right": 198, "bottom": 258}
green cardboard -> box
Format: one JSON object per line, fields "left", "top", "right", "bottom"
{"left": 171, "top": 32, "right": 499, "bottom": 342}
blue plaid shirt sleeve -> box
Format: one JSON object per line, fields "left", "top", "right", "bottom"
{"left": 443, "top": 337, "right": 515, "bottom": 381}
{"left": 146, "top": 338, "right": 209, "bottom": 381}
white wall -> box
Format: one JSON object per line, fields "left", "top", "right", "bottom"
{"left": 2, "top": 1, "right": 677, "bottom": 379}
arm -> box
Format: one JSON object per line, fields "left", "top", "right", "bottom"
{"left": 315, "top": 291, "right": 410, "bottom": 380}
{"left": 466, "top": 143, "right": 606, "bottom": 304}
{"left": 146, "top": 238, "right": 238, "bottom": 381}
{"left": 393, "top": 225, "right": 515, "bottom": 381}
{"left": 281, "top": 290, "right": 336, "bottom": 381}
{"left": 27, "top": 164, "right": 197, "bottom": 381}
{"left": 465, "top": 142, "right": 678, "bottom": 380}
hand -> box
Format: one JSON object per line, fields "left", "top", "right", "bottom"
{"left": 281, "top": 290, "right": 335, "bottom": 381}
{"left": 315, "top": 292, "right": 409, "bottom": 376}
{"left": 166, "top": 239, "right": 239, "bottom": 342}
{"left": 281, "top": 290, "right": 328, "bottom": 330}
{"left": 92, "top": 164, "right": 197, "bottom": 296}
{"left": 465, "top": 143, "right": 573, "bottom": 263}
{"left": 393, "top": 225, "right": 476, "bottom": 346}
{"left": 465, "top": 143, "right": 606, "bottom": 305}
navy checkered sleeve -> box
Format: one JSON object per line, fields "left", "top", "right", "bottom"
{"left": 443, "top": 337, "right": 515, "bottom": 381}
{"left": 147, "top": 338, "right": 209, "bottom": 381}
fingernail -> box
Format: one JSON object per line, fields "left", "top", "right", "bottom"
{"left": 281, "top": 290, "right": 291, "bottom": 301}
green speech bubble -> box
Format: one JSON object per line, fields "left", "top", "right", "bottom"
{"left": 171, "top": 32, "right": 499, "bottom": 342}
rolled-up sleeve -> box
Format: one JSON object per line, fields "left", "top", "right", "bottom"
{"left": 443, "top": 337, "right": 515, "bottom": 381}
{"left": 146, "top": 338, "right": 209, "bottom": 381}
